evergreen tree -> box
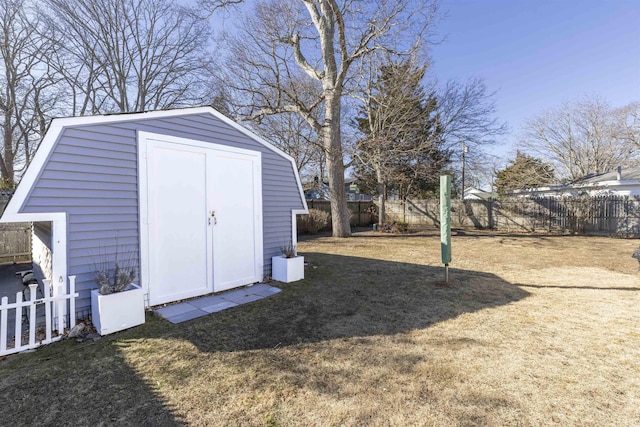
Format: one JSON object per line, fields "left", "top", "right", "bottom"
{"left": 354, "top": 58, "right": 448, "bottom": 224}
{"left": 495, "top": 151, "right": 556, "bottom": 193}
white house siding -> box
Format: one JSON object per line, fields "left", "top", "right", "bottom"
{"left": 20, "top": 112, "right": 304, "bottom": 311}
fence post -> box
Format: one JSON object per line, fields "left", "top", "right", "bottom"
{"left": 14, "top": 291, "right": 22, "bottom": 349}
{"left": 487, "top": 200, "right": 493, "bottom": 229}
{"left": 57, "top": 285, "right": 65, "bottom": 333}
{"left": 0, "top": 296, "right": 7, "bottom": 353}
{"left": 69, "top": 276, "right": 77, "bottom": 329}
{"left": 625, "top": 197, "right": 629, "bottom": 238}
{"left": 28, "top": 283, "right": 37, "bottom": 347}
{"left": 44, "top": 280, "right": 52, "bottom": 343}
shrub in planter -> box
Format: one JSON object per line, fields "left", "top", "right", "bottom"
{"left": 94, "top": 263, "right": 137, "bottom": 295}
{"left": 91, "top": 284, "right": 145, "bottom": 335}
{"left": 272, "top": 241, "right": 304, "bottom": 283}
{"left": 93, "top": 245, "right": 138, "bottom": 295}
{"left": 91, "top": 245, "right": 145, "bottom": 335}
{"left": 280, "top": 241, "right": 297, "bottom": 258}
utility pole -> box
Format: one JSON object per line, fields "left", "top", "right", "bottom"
{"left": 461, "top": 142, "right": 468, "bottom": 200}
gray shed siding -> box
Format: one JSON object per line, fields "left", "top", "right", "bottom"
{"left": 21, "top": 112, "right": 304, "bottom": 312}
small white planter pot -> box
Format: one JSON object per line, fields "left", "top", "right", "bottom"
{"left": 91, "top": 284, "right": 145, "bottom": 335}
{"left": 271, "top": 255, "right": 304, "bottom": 283}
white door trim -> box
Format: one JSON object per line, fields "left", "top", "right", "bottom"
{"left": 210, "top": 149, "right": 263, "bottom": 292}
{"left": 138, "top": 131, "right": 263, "bottom": 306}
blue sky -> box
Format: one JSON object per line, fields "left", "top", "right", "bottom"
{"left": 430, "top": 0, "right": 640, "bottom": 162}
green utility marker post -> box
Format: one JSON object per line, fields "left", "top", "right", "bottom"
{"left": 440, "top": 175, "right": 452, "bottom": 283}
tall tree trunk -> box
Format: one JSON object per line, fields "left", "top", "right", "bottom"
{"left": 324, "top": 91, "right": 351, "bottom": 237}
{"left": 2, "top": 109, "right": 14, "bottom": 183}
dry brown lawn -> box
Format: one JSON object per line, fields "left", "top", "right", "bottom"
{"left": 1, "top": 230, "right": 639, "bottom": 426}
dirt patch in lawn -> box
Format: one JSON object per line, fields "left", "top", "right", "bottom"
{"left": 0, "top": 230, "right": 638, "bottom": 426}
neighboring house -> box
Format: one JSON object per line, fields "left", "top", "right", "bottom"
{"left": 464, "top": 187, "right": 497, "bottom": 201}
{"left": 304, "top": 182, "right": 330, "bottom": 200}
{"left": 507, "top": 166, "right": 640, "bottom": 198}
{"left": 0, "top": 107, "right": 308, "bottom": 313}
{"left": 304, "top": 179, "right": 373, "bottom": 201}
{"left": 345, "top": 179, "right": 373, "bottom": 201}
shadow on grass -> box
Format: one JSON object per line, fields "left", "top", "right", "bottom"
{"left": 0, "top": 264, "right": 183, "bottom": 425}
{"left": 176, "top": 252, "right": 531, "bottom": 353}
{"left": 0, "top": 253, "right": 531, "bottom": 426}
{"left": 0, "top": 321, "right": 184, "bottom": 426}
{"left": 300, "top": 228, "right": 563, "bottom": 242}
{"left": 517, "top": 283, "right": 640, "bottom": 291}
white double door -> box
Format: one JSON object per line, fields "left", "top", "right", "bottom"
{"left": 140, "top": 133, "right": 263, "bottom": 306}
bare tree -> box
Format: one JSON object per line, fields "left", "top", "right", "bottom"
{"left": 217, "top": 0, "right": 438, "bottom": 237}
{"left": 617, "top": 101, "right": 640, "bottom": 149}
{"left": 42, "top": 0, "right": 214, "bottom": 114}
{"left": 519, "top": 96, "right": 640, "bottom": 181}
{"left": 253, "top": 113, "right": 324, "bottom": 180}
{"left": 0, "top": 0, "right": 60, "bottom": 186}
{"left": 434, "top": 78, "right": 507, "bottom": 192}
{"left": 464, "top": 150, "right": 501, "bottom": 192}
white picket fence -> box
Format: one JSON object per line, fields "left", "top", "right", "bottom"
{"left": 0, "top": 276, "right": 78, "bottom": 356}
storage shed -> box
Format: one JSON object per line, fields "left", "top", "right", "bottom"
{"left": 0, "top": 107, "right": 308, "bottom": 314}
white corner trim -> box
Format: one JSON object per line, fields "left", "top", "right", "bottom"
{"left": 137, "top": 132, "right": 150, "bottom": 306}
{"left": 2, "top": 121, "right": 66, "bottom": 216}
{"left": 253, "top": 156, "right": 265, "bottom": 282}
{"left": 291, "top": 209, "right": 308, "bottom": 246}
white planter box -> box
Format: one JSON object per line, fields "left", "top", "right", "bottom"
{"left": 271, "top": 255, "right": 304, "bottom": 283}
{"left": 91, "top": 284, "right": 145, "bottom": 335}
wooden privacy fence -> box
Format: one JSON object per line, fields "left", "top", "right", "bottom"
{"left": 297, "top": 200, "right": 376, "bottom": 233}
{"left": 384, "top": 196, "right": 640, "bottom": 237}
{"left": 0, "top": 223, "right": 31, "bottom": 264}
{"left": 0, "top": 276, "right": 78, "bottom": 356}
{"left": 491, "top": 196, "right": 640, "bottom": 236}
{"left": 0, "top": 196, "right": 31, "bottom": 264}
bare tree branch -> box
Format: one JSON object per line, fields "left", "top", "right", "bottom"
{"left": 43, "top": 0, "right": 213, "bottom": 114}
{"left": 519, "top": 96, "right": 640, "bottom": 181}
{"left": 217, "top": 0, "right": 438, "bottom": 237}
{"left": 0, "top": 0, "right": 60, "bottom": 185}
